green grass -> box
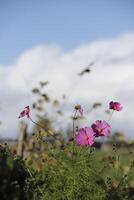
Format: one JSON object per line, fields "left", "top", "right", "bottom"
{"left": 1, "top": 142, "right": 134, "bottom": 199}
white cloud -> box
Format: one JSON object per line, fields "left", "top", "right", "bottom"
{"left": 0, "top": 33, "right": 134, "bottom": 138}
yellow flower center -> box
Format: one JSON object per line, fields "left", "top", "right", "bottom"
{"left": 97, "top": 128, "right": 103, "bottom": 134}
{"left": 83, "top": 135, "right": 88, "bottom": 141}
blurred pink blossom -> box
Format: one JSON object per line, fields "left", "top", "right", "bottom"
{"left": 109, "top": 101, "right": 123, "bottom": 111}
{"left": 18, "top": 106, "right": 30, "bottom": 118}
{"left": 75, "top": 127, "right": 95, "bottom": 146}
{"left": 91, "top": 120, "right": 111, "bottom": 137}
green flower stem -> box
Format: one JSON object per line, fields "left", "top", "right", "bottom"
{"left": 29, "top": 115, "right": 46, "bottom": 130}
{"left": 72, "top": 110, "right": 77, "bottom": 196}
{"left": 108, "top": 110, "right": 114, "bottom": 122}
{"left": 72, "top": 109, "right": 78, "bottom": 158}
{"left": 29, "top": 115, "right": 52, "bottom": 138}
{"left": 73, "top": 110, "right": 77, "bottom": 138}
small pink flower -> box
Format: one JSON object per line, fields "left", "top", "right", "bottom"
{"left": 74, "top": 105, "right": 83, "bottom": 116}
{"left": 91, "top": 120, "right": 111, "bottom": 137}
{"left": 18, "top": 106, "right": 30, "bottom": 118}
{"left": 75, "top": 127, "right": 95, "bottom": 146}
{"left": 78, "top": 107, "right": 83, "bottom": 116}
{"left": 109, "top": 101, "right": 123, "bottom": 111}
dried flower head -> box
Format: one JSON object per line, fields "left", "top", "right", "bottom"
{"left": 74, "top": 104, "right": 83, "bottom": 116}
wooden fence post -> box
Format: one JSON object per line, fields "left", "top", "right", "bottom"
{"left": 17, "top": 121, "right": 27, "bottom": 157}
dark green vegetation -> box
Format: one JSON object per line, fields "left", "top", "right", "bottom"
{"left": 1, "top": 141, "right": 134, "bottom": 200}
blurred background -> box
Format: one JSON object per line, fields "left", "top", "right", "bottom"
{"left": 0, "top": 0, "right": 134, "bottom": 140}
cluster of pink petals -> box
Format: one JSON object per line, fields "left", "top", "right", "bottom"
{"left": 18, "top": 106, "right": 30, "bottom": 118}
{"left": 109, "top": 101, "right": 123, "bottom": 111}
{"left": 75, "top": 120, "right": 110, "bottom": 146}
{"left": 18, "top": 101, "right": 122, "bottom": 147}
{"left": 91, "top": 120, "right": 111, "bottom": 137}
{"left": 75, "top": 127, "right": 95, "bottom": 146}
{"left": 75, "top": 101, "right": 123, "bottom": 146}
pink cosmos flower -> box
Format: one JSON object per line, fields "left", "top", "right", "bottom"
{"left": 18, "top": 106, "right": 30, "bottom": 118}
{"left": 75, "top": 127, "right": 95, "bottom": 146}
{"left": 109, "top": 101, "right": 123, "bottom": 111}
{"left": 91, "top": 120, "right": 111, "bottom": 137}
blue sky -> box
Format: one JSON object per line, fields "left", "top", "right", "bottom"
{"left": 0, "top": 0, "right": 134, "bottom": 138}
{"left": 0, "top": 0, "right": 134, "bottom": 64}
